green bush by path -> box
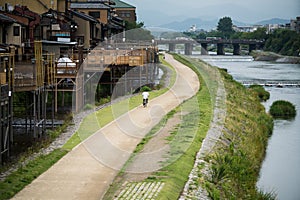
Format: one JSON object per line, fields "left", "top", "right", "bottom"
{"left": 249, "top": 84, "right": 270, "bottom": 101}
{"left": 140, "top": 85, "right": 152, "bottom": 92}
{"left": 270, "top": 100, "right": 296, "bottom": 119}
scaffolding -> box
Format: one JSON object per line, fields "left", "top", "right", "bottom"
{"left": 82, "top": 44, "right": 159, "bottom": 105}
{"left": 0, "top": 49, "right": 14, "bottom": 164}
{"left": 13, "top": 41, "right": 56, "bottom": 140}
{"left": 0, "top": 40, "right": 158, "bottom": 164}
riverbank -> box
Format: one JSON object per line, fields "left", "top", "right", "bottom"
{"left": 177, "top": 56, "right": 274, "bottom": 199}
{"left": 251, "top": 50, "right": 300, "bottom": 64}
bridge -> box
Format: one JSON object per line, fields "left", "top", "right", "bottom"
{"left": 155, "top": 38, "right": 265, "bottom": 55}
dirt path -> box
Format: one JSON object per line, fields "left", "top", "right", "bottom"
{"left": 12, "top": 53, "right": 199, "bottom": 200}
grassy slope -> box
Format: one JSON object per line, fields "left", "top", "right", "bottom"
{"left": 203, "top": 69, "right": 275, "bottom": 199}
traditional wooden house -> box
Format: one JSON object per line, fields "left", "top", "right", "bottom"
{"left": 111, "top": 0, "right": 136, "bottom": 23}
{"left": 0, "top": 6, "right": 40, "bottom": 61}
{"left": 69, "top": 1, "right": 124, "bottom": 40}
{"left": 69, "top": 10, "right": 101, "bottom": 49}
{"left": 40, "top": 9, "right": 78, "bottom": 58}
{"left": 0, "top": 0, "right": 67, "bottom": 14}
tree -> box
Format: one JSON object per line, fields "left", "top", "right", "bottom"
{"left": 125, "top": 21, "right": 144, "bottom": 30}
{"left": 124, "top": 21, "right": 154, "bottom": 41}
{"left": 264, "top": 29, "right": 300, "bottom": 56}
{"left": 217, "top": 17, "right": 234, "bottom": 39}
{"left": 251, "top": 27, "right": 267, "bottom": 40}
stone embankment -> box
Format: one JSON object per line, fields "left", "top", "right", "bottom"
{"left": 180, "top": 60, "right": 226, "bottom": 200}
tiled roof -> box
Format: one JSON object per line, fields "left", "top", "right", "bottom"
{"left": 69, "top": 10, "right": 99, "bottom": 23}
{"left": 111, "top": 0, "right": 135, "bottom": 8}
{"left": 70, "top": 2, "right": 110, "bottom": 9}
{"left": 0, "top": 13, "right": 16, "bottom": 23}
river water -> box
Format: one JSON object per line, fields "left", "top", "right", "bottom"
{"left": 194, "top": 55, "right": 300, "bottom": 200}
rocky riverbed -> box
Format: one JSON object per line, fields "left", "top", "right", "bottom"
{"left": 252, "top": 50, "right": 300, "bottom": 64}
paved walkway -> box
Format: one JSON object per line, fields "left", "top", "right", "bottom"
{"left": 12, "top": 54, "right": 200, "bottom": 200}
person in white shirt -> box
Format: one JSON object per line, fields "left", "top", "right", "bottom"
{"left": 142, "top": 91, "right": 149, "bottom": 107}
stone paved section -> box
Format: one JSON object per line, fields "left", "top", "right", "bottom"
{"left": 115, "top": 181, "right": 165, "bottom": 200}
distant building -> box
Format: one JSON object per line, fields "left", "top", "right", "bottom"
{"left": 188, "top": 25, "right": 197, "bottom": 32}
{"left": 290, "top": 16, "right": 300, "bottom": 33}
{"left": 111, "top": 0, "right": 136, "bottom": 23}
{"left": 233, "top": 25, "right": 263, "bottom": 33}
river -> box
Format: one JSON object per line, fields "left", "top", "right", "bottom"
{"left": 194, "top": 55, "right": 300, "bottom": 200}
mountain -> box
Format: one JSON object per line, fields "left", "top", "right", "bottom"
{"left": 255, "top": 18, "right": 290, "bottom": 25}
{"left": 155, "top": 17, "right": 290, "bottom": 32}
{"left": 157, "top": 17, "right": 251, "bottom": 32}
{"left": 158, "top": 18, "right": 218, "bottom": 31}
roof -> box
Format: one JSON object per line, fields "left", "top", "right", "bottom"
{"left": 1, "top": 12, "right": 29, "bottom": 26}
{"left": 0, "top": 13, "right": 16, "bottom": 23}
{"left": 70, "top": 2, "right": 111, "bottom": 9}
{"left": 111, "top": 0, "right": 135, "bottom": 8}
{"left": 69, "top": 10, "right": 99, "bottom": 23}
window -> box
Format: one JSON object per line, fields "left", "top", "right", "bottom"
{"left": 120, "top": 12, "right": 131, "bottom": 18}
{"left": 89, "top": 11, "right": 100, "bottom": 18}
{"left": 13, "top": 26, "right": 20, "bottom": 36}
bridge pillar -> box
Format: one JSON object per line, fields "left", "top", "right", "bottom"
{"left": 184, "top": 43, "right": 193, "bottom": 55}
{"left": 249, "top": 44, "right": 256, "bottom": 53}
{"left": 217, "top": 43, "right": 225, "bottom": 55}
{"left": 201, "top": 43, "right": 208, "bottom": 55}
{"left": 169, "top": 43, "right": 175, "bottom": 52}
{"left": 233, "top": 44, "right": 240, "bottom": 55}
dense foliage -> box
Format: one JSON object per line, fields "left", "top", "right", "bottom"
{"left": 182, "top": 16, "right": 300, "bottom": 56}
{"left": 264, "top": 29, "right": 300, "bottom": 56}
{"left": 270, "top": 100, "right": 296, "bottom": 119}
{"left": 217, "top": 16, "right": 234, "bottom": 39}
{"left": 124, "top": 21, "right": 154, "bottom": 41}
{"left": 249, "top": 84, "right": 270, "bottom": 101}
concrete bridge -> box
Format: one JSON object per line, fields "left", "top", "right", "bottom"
{"left": 156, "top": 38, "right": 265, "bottom": 55}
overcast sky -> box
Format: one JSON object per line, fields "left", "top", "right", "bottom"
{"left": 126, "top": 0, "right": 300, "bottom": 26}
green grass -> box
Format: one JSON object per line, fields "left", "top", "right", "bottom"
{"left": 202, "top": 68, "right": 275, "bottom": 199}
{"left": 249, "top": 84, "right": 270, "bottom": 101}
{"left": 152, "top": 55, "right": 214, "bottom": 200}
{"left": 0, "top": 149, "right": 68, "bottom": 200}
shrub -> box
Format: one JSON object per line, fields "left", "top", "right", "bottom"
{"left": 270, "top": 100, "right": 296, "bottom": 119}
{"left": 140, "top": 85, "right": 152, "bottom": 92}
{"left": 249, "top": 85, "right": 270, "bottom": 101}
{"left": 83, "top": 103, "right": 94, "bottom": 110}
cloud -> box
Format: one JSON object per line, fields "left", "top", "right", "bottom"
{"left": 126, "top": 0, "right": 300, "bottom": 25}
